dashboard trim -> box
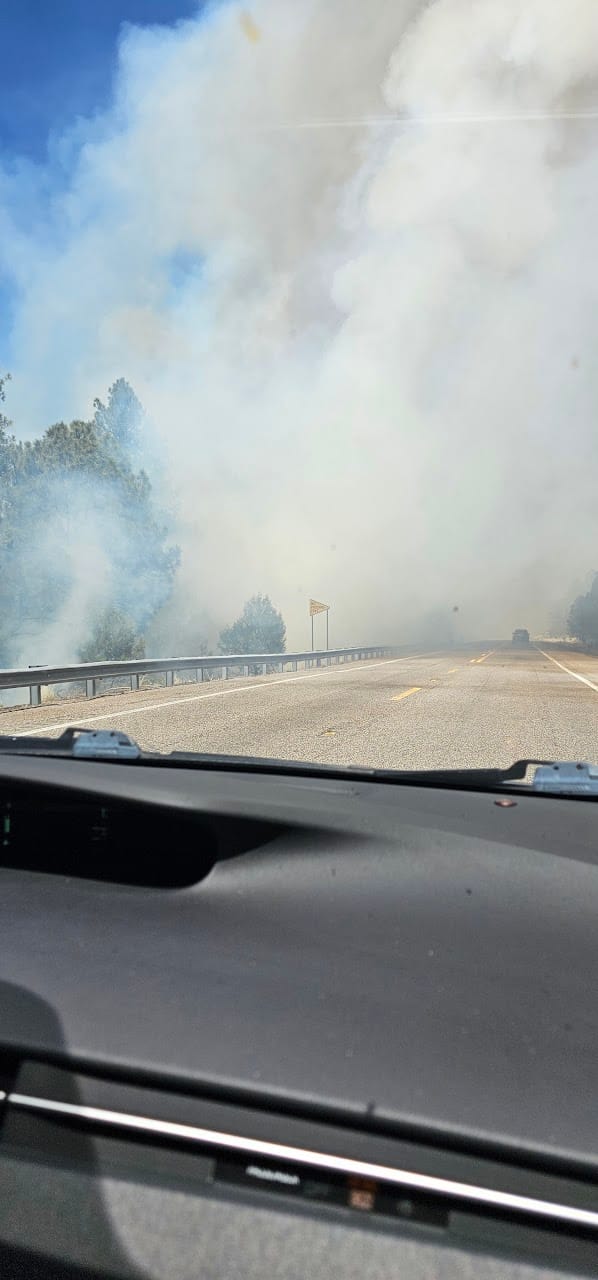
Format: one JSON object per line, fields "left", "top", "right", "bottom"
{"left": 8, "top": 1090, "right": 598, "bottom": 1233}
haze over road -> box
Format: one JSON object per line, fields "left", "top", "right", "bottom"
{"left": 2, "top": 644, "right": 598, "bottom": 771}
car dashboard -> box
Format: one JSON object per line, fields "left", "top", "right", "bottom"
{"left": 0, "top": 754, "right": 596, "bottom": 1279}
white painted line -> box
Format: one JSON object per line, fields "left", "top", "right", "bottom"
{"left": 536, "top": 648, "right": 598, "bottom": 694}
{"left": 7, "top": 652, "right": 438, "bottom": 736}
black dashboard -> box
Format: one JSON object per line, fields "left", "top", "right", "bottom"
{"left": 0, "top": 754, "right": 597, "bottom": 1278}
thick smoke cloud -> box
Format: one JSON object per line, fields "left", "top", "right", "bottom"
{"left": 3, "top": 0, "right": 598, "bottom": 652}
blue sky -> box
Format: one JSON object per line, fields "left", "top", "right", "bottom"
{"left": 0, "top": 1, "right": 205, "bottom": 367}
{"left": 1, "top": 1, "right": 201, "bottom": 161}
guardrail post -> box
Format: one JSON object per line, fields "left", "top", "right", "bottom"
{"left": 165, "top": 671, "right": 174, "bottom": 687}
{"left": 221, "top": 666, "right": 227, "bottom": 680}
{"left": 86, "top": 678, "right": 96, "bottom": 698}
{"left": 291, "top": 660, "right": 297, "bottom": 671}
{"left": 243, "top": 664, "right": 249, "bottom": 677}
{"left": 132, "top": 674, "right": 140, "bottom": 691}
{"left": 30, "top": 685, "right": 41, "bottom": 707}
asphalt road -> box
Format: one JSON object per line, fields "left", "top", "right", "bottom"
{"left": 1, "top": 642, "right": 598, "bottom": 771}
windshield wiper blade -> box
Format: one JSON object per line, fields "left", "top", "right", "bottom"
{"left": 160, "top": 754, "right": 594, "bottom": 794}
{"left": 132, "top": 752, "right": 556, "bottom": 789}
{"left": 358, "top": 758, "right": 554, "bottom": 787}
{"left": 352, "top": 758, "right": 598, "bottom": 792}
{"left": 0, "top": 734, "right": 550, "bottom": 783}
{"left": 0, "top": 735, "right": 594, "bottom": 795}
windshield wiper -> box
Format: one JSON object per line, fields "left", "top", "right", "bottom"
{"left": 0, "top": 731, "right": 596, "bottom": 795}
{"left": 157, "top": 754, "right": 553, "bottom": 787}
{"left": 348, "top": 759, "right": 598, "bottom": 794}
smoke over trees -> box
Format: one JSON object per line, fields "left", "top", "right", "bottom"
{"left": 1, "top": 373, "right": 289, "bottom": 669}
{"left": 0, "top": 376, "right": 179, "bottom": 666}
{"left": 0, "top": 373, "right": 11, "bottom": 436}
{"left": 219, "top": 594, "right": 286, "bottom": 655}
{"left": 568, "top": 576, "right": 598, "bottom": 647}
{"left": 79, "top": 606, "right": 146, "bottom": 663}
{"left": 93, "top": 379, "right": 143, "bottom": 457}
{"left": 7, "top": 3, "right": 598, "bottom": 644}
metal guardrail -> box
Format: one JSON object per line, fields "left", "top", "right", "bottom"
{"left": 0, "top": 647, "right": 398, "bottom": 708}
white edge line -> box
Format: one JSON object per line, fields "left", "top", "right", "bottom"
{"left": 8, "top": 1093, "right": 598, "bottom": 1231}
{"left": 536, "top": 648, "right": 598, "bottom": 694}
{"left": 6, "top": 653, "right": 437, "bottom": 737}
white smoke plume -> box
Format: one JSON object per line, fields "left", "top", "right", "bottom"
{"left": 3, "top": 0, "right": 598, "bottom": 654}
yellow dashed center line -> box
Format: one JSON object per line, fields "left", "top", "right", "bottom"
{"left": 475, "top": 650, "right": 496, "bottom": 664}
{"left": 447, "top": 668, "right": 458, "bottom": 674}
{"left": 392, "top": 686, "right": 421, "bottom": 702}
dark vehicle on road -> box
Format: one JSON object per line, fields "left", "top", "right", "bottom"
{"left": 512, "top": 628, "right": 530, "bottom": 646}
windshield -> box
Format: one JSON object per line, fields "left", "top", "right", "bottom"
{"left": 1, "top": 1, "right": 598, "bottom": 777}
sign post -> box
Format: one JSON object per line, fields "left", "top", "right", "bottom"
{"left": 309, "top": 599, "right": 330, "bottom": 651}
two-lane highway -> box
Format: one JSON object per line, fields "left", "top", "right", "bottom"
{"left": 1, "top": 643, "right": 598, "bottom": 769}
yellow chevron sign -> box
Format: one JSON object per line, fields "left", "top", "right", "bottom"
{"left": 309, "top": 599, "right": 330, "bottom": 617}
